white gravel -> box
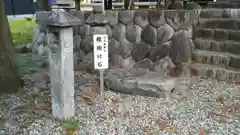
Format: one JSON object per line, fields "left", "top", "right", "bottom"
{"left": 1, "top": 73, "right": 240, "bottom": 135}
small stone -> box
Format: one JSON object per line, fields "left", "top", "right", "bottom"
{"left": 121, "top": 56, "right": 135, "bottom": 69}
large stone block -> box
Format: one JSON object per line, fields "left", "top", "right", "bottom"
{"left": 119, "top": 10, "right": 135, "bottom": 25}
{"left": 149, "top": 10, "right": 165, "bottom": 27}
{"left": 126, "top": 24, "right": 142, "bottom": 43}
{"left": 131, "top": 43, "right": 150, "bottom": 61}
{"left": 134, "top": 10, "right": 149, "bottom": 28}
{"left": 112, "top": 23, "right": 126, "bottom": 41}
{"left": 109, "top": 38, "right": 121, "bottom": 56}
{"left": 170, "top": 31, "right": 193, "bottom": 64}
{"left": 104, "top": 68, "right": 176, "bottom": 98}
{"left": 157, "top": 23, "right": 175, "bottom": 43}
{"left": 165, "top": 10, "right": 199, "bottom": 30}
{"left": 106, "top": 10, "right": 119, "bottom": 27}
{"left": 78, "top": 24, "right": 91, "bottom": 38}
{"left": 228, "top": 30, "right": 240, "bottom": 42}
{"left": 81, "top": 36, "right": 93, "bottom": 53}
{"left": 142, "top": 25, "right": 157, "bottom": 45}
{"left": 118, "top": 39, "right": 133, "bottom": 59}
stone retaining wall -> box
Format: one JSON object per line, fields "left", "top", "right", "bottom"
{"left": 36, "top": 10, "right": 200, "bottom": 72}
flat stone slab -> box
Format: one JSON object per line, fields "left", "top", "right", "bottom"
{"left": 104, "top": 68, "right": 176, "bottom": 99}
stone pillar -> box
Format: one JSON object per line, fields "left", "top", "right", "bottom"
{"left": 36, "top": 10, "right": 82, "bottom": 120}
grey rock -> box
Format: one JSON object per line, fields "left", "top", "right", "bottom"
{"left": 119, "top": 39, "right": 133, "bottom": 59}
{"left": 112, "top": 23, "right": 126, "bottom": 41}
{"left": 73, "top": 35, "right": 81, "bottom": 53}
{"left": 121, "top": 56, "right": 135, "bottom": 69}
{"left": 134, "top": 58, "right": 153, "bottom": 70}
{"left": 149, "top": 42, "right": 171, "bottom": 62}
{"left": 106, "top": 11, "right": 119, "bottom": 27}
{"left": 15, "top": 45, "right": 30, "bottom": 53}
{"left": 119, "top": 10, "right": 135, "bottom": 25}
{"left": 170, "top": 31, "right": 193, "bottom": 64}
{"left": 109, "top": 54, "right": 123, "bottom": 68}
{"left": 157, "top": 23, "right": 174, "bottom": 43}
{"left": 126, "top": 24, "right": 142, "bottom": 43}
{"left": 165, "top": 10, "right": 199, "bottom": 30}
{"left": 142, "top": 25, "right": 157, "bottom": 45}
{"left": 78, "top": 24, "right": 91, "bottom": 38}
{"left": 134, "top": 10, "right": 149, "bottom": 28}
{"left": 131, "top": 42, "right": 150, "bottom": 61}
{"left": 104, "top": 68, "right": 176, "bottom": 98}
{"left": 109, "top": 38, "right": 121, "bottom": 56}
{"left": 37, "top": 44, "right": 47, "bottom": 56}
{"left": 26, "top": 43, "right": 33, "bottom": 50}
{"left": 149, "top": 10, "right": 165, "bottom": 27}
{"left": 36, "top": 33, "right": 46, "bottom": 44}
{"left": 81, "top": 36, "right": 93, "bottom": 53}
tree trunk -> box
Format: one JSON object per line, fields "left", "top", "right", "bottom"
{"left": 0, "top": 0, "right": 21, "bottom": 93}
{"left": 75, "top": 0, "right": 80, "bottom": 11}
{"left": 37, "top": 0, "right": 50, "bottom": 11}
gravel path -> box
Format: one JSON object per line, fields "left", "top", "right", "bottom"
{"left": 0, "top": 54, "right": 240, "bottom": 135}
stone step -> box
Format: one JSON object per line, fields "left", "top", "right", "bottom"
{"left": 193, "top": 49, "right": 240, "bottom": 69}
{"left": 194, "top": 38, "right": 240, "bottom": 55}
{"left": 206, "top": 2, "right": 240, "bottom": 8}
{"left": 198, "top": 18, "right": 240, "bottom": 30}
{"left": 195, "top": 28, "right": 240, "bottom": 42}
{"left": 189, "top": 63, "right": 240, "bottom": 82}
{"left": 200, "top": 9, "right": 232, "bottom": 19}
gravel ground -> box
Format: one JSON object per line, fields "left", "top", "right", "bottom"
{"left": 0, "top": 54, "right": 240, "bottom": 135}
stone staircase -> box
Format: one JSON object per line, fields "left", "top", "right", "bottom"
{"left": 190, "top": 9, "right": 240, "bottom": 82}
{"left": 207, "top": 0, "right": 240, "bottom": 8}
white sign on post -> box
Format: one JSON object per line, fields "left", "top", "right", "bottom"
{"left": 93, "top": 34, "right": 108, "bottom": 96}
{"left": 93, "top": 34, "right": 109, "bottom": 69}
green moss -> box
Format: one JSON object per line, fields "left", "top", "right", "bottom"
{"left": 8, "top": 18, "right": 35, "bottom": 45}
